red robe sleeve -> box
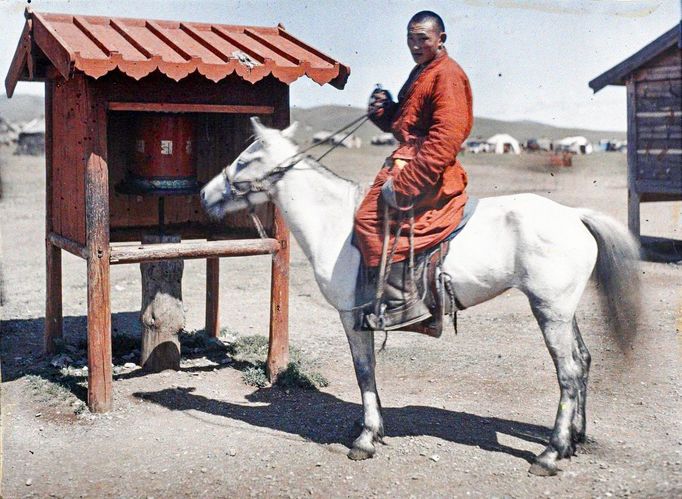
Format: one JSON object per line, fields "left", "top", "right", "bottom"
{"left": 392, "top": 68, "right": 472, "bottom": 200}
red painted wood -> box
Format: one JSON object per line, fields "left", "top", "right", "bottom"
{"left": 86, "top": 154, "right": 112, "bottom": 413}
{"left": 108, "top": 102, "right": 275, "bottom": 114}
{"left": 44, "top": 80, "right": 63, "bottom": 354}
{"left": 205, "top": 258, "right": 220, "bottom": 338}
{"left": 266, "top": 93, "right": 291, "bottom": 382}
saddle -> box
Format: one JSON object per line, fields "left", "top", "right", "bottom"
{"left": 355, "top": 195, "right": 477, "bottom": 338}
{"left": 356, "top": 240, "right": 461, "bottom": 338}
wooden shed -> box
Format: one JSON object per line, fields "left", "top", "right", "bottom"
{"left": 4, "top": 9, "right": 349, "bottom": 412}
{"left": 589, "top": 22, "right": 681, "bottom": 240}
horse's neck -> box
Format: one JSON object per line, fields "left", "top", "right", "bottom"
{"left": 272, "top": 158, "right": 361, "bottom": 268}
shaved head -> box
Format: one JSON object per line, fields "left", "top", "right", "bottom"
{"left": 408, "top": 10, "right": 445, "bottom": 33}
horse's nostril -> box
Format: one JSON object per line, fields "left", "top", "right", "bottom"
{"left": 200, "top": 190, "right": 205, "bottom": 200}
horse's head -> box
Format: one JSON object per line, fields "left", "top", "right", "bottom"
{"left": 200, "top": 117, "right": 299, "bottom": 219}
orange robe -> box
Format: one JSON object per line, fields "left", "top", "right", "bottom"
{"left": 354, "top": 49, "right": 473, "bottom": 267}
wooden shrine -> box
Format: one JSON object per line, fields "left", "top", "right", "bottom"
{"left": 5, "top": 9, "right": 349, "bottom": 412}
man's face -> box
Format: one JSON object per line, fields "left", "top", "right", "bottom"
{"left": 407, "top": 20, "right": 444, "bottom": 65}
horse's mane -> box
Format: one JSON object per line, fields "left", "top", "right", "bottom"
{"left": 300, "top": 155, "right": 365, "bottom": 210}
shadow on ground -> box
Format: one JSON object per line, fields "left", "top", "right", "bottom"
{"left": 0, "top": 312, "right": 236, "bottom": 401}
{"left": 133, "top": 385, "right": 549, "bottom": 464}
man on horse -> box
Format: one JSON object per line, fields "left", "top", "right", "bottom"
{"left": 354, "top": 10, "right": 474, "bottom": 331}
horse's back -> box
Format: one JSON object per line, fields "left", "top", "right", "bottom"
{"left": 444, "top": 193, "right": 598, "bottom": 310}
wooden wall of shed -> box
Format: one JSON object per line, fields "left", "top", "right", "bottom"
{"left": 50, "top": 74, "right": 106, "bottom": 245}
{"left": 96, "top": 71, "right": 289, "bottom": 241}
{"left": 630, "top": 45, "right": 682, "bottom": 195}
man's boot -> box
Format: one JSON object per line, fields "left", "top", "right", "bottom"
{"left": 365, "top": 257, "right": 432, "bottom": 330}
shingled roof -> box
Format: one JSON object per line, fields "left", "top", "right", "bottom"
{"left": 5, "top": 9, "right": 350, "bottom": 97}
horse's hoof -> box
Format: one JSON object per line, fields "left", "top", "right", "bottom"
{"left": 528, "top": 461, "right": 558, "bottom": 477}
{"left": 347, "top": 447, "right": 375, "bottom": 461}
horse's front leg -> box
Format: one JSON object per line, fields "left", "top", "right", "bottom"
{"left": 340, "top": 311, "right": 384, "bottom": 460}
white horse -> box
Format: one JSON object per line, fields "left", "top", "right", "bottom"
{"left": 200, "top": 118, "right": 640, "bottom": 476}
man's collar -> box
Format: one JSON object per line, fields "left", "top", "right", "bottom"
{"left": 418, "top": 47, "right": 448, "bottom": 70}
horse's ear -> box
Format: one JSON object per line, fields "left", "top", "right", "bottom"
{"left": 250, "top": 116, "right": 266, "bottom": 136}
{"left": 281, "top": 121, "right": 298, "bottom": 140}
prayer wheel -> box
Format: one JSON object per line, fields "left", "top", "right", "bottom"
{"left": 117, "top": 113, "right": 200, "bottom": 195}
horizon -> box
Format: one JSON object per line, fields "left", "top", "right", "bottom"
{"left": 1, "top": 95, "right": 630, "bottom": 134}
{"left": 1, "top": 0, "right": 680, "bottom": 132}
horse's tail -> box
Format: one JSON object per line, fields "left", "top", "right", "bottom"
{"left": 578, "top": 209, "right": 641, "bottom": 350}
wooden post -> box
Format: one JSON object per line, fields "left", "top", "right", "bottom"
{"left": 139, "top": 234, "right": 184, "bottom": 372}
{"left": 628, "top": 189, "right": 641, "bottom": 241}
{"left": 626, "top": 79, "right": 641, "bottom": 242}
{"left": 266, "top": 206, "right": 290, "bottom": 381}
{"left": 205, "top": 257, "right": 220, "bottom": 338}
{"left": 85, "top": 154, "right": 112, "bottom": 413}
{"left": 44, "top": 80, "right": 62, "bottom": 354}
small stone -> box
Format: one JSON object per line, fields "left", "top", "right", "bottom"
{"left": 227, "top": 449, "right": 237, "bottom": 457}
{"left": 25, "top": 479, "right": 33, "bottom": 486}
{"left": 200, "top": 468, "right": 207, "bottom": 473}
{"left": 430, "top": 454, "right": 440, "bottom": 462}
{"left": 35, "top": 413, "right": 42, "bottom": 418}
{"left": 124, "top": 362, "right": 137, "bottom": 369}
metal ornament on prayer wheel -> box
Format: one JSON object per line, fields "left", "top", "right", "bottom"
{"left": 117, "top": 113, "right": 200, "bottom": 195}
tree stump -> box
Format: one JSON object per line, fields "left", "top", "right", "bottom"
{"left": 139, "top": 234, "right": 184, "bottom": 372}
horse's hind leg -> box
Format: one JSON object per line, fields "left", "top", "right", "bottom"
{"left": 340, "top": 312, "right": 384, "bottom": 460}
{"left": 571, "top": 317, "right": 591, "bottom": 445}
{"left": 529, "top": 307, "right": 587, "bottom": 476}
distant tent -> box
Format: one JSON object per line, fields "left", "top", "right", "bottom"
{"left": 312, "top": 130, "right": 333, "bottom": 144}
{"left": 487, "top": 133, "right": 521, "bottom": 154}
{"left": 16, "top": 117, "right": 46, "bottom": 156}
{"left": 312, "top": 130, "right": 361, "bottom": 148}
{"left": 557, "top": 136, "right": 593, "bottom": 154}
{"left": 0, "top": 115, "right": 20, "bottom": 146}
{"left": 371, "top": 132, "right": 396, "bottom": 146}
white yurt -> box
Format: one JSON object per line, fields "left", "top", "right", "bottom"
{"left": 557, "top": 136, "right": 593, "bottom": 154}
{"left": 486, "top": 133, "right": 521, "bottom": 154}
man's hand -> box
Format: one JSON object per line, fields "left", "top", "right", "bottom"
{"left": 381, "top": 177, "right": 413, "bottom": 210}
{"left": 367, "top": 88, "right": 393, "bottom": 118}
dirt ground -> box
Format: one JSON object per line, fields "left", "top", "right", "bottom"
{"left": 1, "top": 144, "right": 681, "bottom": 498}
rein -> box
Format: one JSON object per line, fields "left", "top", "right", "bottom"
{"left": 223, "top": 113, "right": 371, "bottom": 238}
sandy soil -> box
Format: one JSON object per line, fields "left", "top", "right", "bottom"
{"left": 1, "top": 145, "right": 681, "bottom": 498}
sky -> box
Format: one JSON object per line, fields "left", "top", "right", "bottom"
{"left": 0, "top": 0, "right": 680, "bottom": 131}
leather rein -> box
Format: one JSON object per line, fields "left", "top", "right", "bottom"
{"left": 221, "top": 113, "right": 371, "bottom": 238}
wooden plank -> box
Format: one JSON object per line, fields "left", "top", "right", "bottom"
{"left": 85, "top": 153, "right": 112, "bottom": 413}
{"left": 44, "top": 79, "right": 63, "bottom": 354}
{"left": 638, "top": 123, "right": 682, "bottom": 140}
{"left": 48, "top": 232, "right": 88, "bottom": 259}
{"left": 636, "top": 95, "right": 682, "bottom": 113}
{"left": 109, "top": 238, "right": 279, "bottom": 264}
{"left": 635, "top": 154, "right": 682, "bottom": 183}
{"left": 635, "top": 178, "right": 682, "bottom": 194}
{"left": 641, "top": 192, "right": 682, "bottom": 202}
{"left": 634, "top": 66, "right": 682, "bottom": 82}
{"left": 636, "top": 148, "right": 682, "bottom": 155}
{"left": 627, "top": 80, "right": 640, "bottom": 239}
{"left": 205, "top": 258, "right": 220, "bottom": 338}
{"left": 636, "top": 110, "right": 682, "bottom": 118}
{"left": 4, "top": 21, "right": 31, "bottom": 98}
{"left": 108, "top": 102, "right": 275, "bottom": 114}
{"left": 32, "top": 12, "right": 75, "bottom": 80}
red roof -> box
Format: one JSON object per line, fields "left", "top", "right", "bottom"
{"left": 5, "top": 9, "right": 350, "bottom": 97}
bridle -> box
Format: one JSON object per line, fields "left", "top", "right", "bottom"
{"left": 219, "top": 112, "right": 371, "bottom": 237}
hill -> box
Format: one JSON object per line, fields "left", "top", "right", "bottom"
{"left": 291, "top": 105, "right": 626, "bottom": 145}
{"left": 0, "top": 96, "right": 627, "bottom": 145}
